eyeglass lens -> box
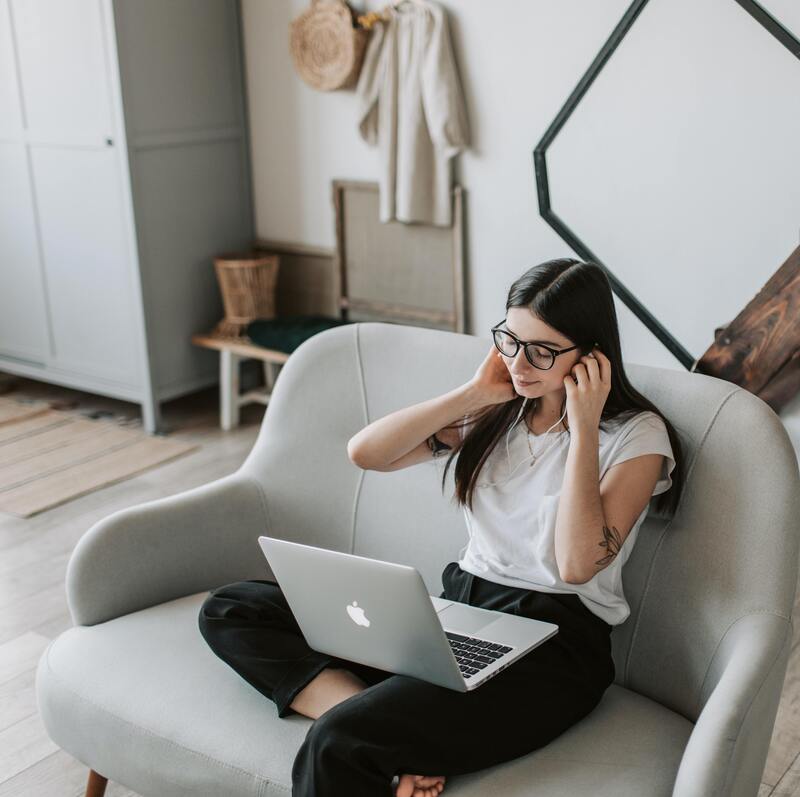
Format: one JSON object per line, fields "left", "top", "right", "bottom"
{"left": 493, "top": 329, "right": 554, "bottom": 369}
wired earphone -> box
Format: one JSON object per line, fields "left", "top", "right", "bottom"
{"left": 475, "top": 342, "right": 600, "bottom": 489}
{"left": 477, "top": 396, "right": 568, "bottom": 488}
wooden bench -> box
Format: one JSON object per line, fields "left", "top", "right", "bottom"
{"left": 192, "top": 315, "right": 353, "bottom": 430}
{"left": 191, "top": 333, "right": 289, "bottom": 430}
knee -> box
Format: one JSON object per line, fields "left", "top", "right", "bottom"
{"left": 196, "top": 582, "right": 245, "bottom": 638}
{"left": 197, "top": 580, "right": 283, "bottom": 644}
{"left": 314, "top": 693, "right": 372, "bottom": 738}
{"left": 298, "top": 703, "right": 359, "bottom": 762}
{"left": 197, "top": 591, "right": 222, "bottom": 646}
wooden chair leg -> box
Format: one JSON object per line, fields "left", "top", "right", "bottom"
{"left": 85, "top": 769, "right": 108, "bottom": 797}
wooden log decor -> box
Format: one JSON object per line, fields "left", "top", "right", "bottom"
{"left": 692, "top": 245, "right": 800, "bottom": 414}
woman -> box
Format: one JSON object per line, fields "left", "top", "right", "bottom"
{"left": 198, "top": 258, "right": 684, "bottom": 797}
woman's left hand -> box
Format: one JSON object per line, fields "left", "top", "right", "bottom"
{"left": 563, "top": 347, "right": 611, "bottom": 436}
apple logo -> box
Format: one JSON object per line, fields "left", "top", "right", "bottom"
{"left": 346, "top": 601, "right": 370, "bottom": 627}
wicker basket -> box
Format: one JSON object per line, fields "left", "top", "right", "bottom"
{"left": 211, "top": 252, "right": 280, "bottom": 340}
{"left": 289, "top": 0, "right": 369, "bottom": 91}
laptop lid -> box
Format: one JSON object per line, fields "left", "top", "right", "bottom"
{"left": 258, "top": 536, "right": 465, "bottom": 688}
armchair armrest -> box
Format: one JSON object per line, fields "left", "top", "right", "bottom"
{"left": 672, "top": 611, "right": 793, "bottom": 797}
{"left": 65, "top": 472, "right": 270, "bottom": 626}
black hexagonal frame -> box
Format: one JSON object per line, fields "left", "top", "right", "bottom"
{"left": 532, "top": 0, "right": 799, "bottom": 370}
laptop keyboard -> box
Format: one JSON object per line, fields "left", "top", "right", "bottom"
{"left": 445, "top": 631, "right": 513, "bottom": 679}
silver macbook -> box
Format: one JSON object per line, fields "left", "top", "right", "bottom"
{"left": 257, "top": 536, "right": 559, "bottom": 692}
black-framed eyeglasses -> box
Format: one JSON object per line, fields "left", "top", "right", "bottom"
{"left": 491, "top": 319, "right": 580, "bottom": 370}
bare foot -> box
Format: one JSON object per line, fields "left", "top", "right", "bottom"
{"left": 395, "top": 773, "right": 446, "bottom": 797}
{"left": 291, "top": 669, "right": 446, "bottom": 796}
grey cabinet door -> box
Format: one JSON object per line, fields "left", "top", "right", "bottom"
{"left": 10, "top": 0, "right": 142, "bottom": 386}
{"left": 30, "top": 146, "right": 141, "bottom": 385}
{"left": 12, "top": 0, "right": 113, "bottom": 138}
{"left": 0, "top": 143, "right": 50, "bottom": 365}
{"left": 0, "top": 3, "right": 48, "bottom": 363}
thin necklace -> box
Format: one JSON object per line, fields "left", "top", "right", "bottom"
{"left": 524, "top": 418, "right": 538, "bottom": 466}
{"left": 524, "top": 410, "right": 565, "bottom": 466}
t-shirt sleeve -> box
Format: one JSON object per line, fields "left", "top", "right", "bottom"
{"left": 608, "top": 411, "right": 676, "bottom": 496}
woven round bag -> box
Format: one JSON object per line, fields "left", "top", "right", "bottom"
{"left": 289, "top": 0, "right": 369, "bottom": 91}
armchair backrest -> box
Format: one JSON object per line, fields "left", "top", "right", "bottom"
{"left": 240, "top": 322, "right": 800, "bottom": 722}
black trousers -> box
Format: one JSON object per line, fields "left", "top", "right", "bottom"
{"left": 198, "top": 561, "right": 615, "bottom": 797}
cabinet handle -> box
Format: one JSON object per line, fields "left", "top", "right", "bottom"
{"left": 105, "top": 137, "right": 114, "bottom": 146}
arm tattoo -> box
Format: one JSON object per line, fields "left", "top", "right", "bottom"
{"left": 595, "top": 524, "right": 623, "bottom": 566}
{"left": 427, "top": 432, "right": 452, "bottom": 458}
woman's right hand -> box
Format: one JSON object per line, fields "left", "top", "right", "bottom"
{"left": 465, "top": 344, "right": 519, "bottom": 407}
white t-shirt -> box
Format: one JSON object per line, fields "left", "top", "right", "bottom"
{"left": 435, "top": 408, "right": 676, "bottom": 626}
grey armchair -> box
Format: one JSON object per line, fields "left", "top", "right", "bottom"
{"left": 36, "top": 321, "right": 800, "bottom": 797}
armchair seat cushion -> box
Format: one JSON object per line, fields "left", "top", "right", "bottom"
{"left": 36, "top": 592, "right": 693, "bottom": 797}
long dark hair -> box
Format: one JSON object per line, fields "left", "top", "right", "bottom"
{"left": 438, "top": 258, "right": 685, "bottom": 518}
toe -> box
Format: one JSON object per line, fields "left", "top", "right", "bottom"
{"left": 395, "top": 773, "right": 415, "bottom": 797}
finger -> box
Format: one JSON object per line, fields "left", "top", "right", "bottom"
{"left": 582, "top": 357, "right": 602, "bottom": 386}
{"left": 580, "top": 354, "right": 601, "bottom": 381}
{"left": 572, "top": 362, "right": 588, "bottom": 386}
{"left": 592, "top": 349, "right": 611, "bottom": 385}
{"left": 596, "top": 350, "right": 611, "bottom": 383}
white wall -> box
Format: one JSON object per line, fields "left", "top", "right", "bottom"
{"left": 241, "top": 0, "right": 800, "bottom": 448}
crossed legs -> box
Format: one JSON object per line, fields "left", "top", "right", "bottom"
{"left": 198, "top": 577, "right": 611, "bottom": 796}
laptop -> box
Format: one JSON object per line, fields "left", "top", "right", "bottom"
{"left": 257, "top": 536, "right": 559, "bottom": 692}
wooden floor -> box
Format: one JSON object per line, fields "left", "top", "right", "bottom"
{"left": 0, "top": 376, "right": 265, "bottom": 797}
{"left": 0, "top": 374, "right": 798, "bottom": 796}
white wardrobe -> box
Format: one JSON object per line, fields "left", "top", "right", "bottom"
{"left": 0, "top": 0, "right": 253, "bottom": 433}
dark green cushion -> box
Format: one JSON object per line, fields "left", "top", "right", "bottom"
{"left": 246, "top": 315, "right": 353, "bottom": 354}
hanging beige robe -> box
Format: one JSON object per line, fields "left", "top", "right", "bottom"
{"left": 356, "top": 1, "right": 470, "bottom": 227}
